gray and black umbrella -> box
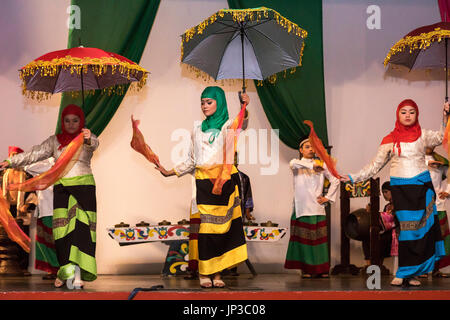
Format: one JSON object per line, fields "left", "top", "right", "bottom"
{"left": 181, "top": 7, "right": 308, "bottom": 92}
{"left": 384, "top": 22, "right": 450, "bottom": 100}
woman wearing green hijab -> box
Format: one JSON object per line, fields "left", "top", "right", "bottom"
{"left": 156, "top": 86, "right": 250, "bottom": 288}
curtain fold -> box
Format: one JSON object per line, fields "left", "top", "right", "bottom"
{"left": 227, "top": 0, "right": 328, "bottom": 148}
{"left": 56, "top": 0, "right": 161, "bottom": 136}
{"left": 439, "top": 0, "right": 450, "bottom": 22}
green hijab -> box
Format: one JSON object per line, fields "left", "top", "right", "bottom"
{"left": 201, "top": 86, "right": 229, "bottom": 144}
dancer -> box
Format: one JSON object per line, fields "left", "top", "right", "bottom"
{"left": 424, "top": 147, "right": 450, "bottom": 277}
{"left": 341, "top": 99, "right": 448, "bottom": 286}
{"left": 284, "top": 139, "right": 339, "bottom": 278}
{"left": 155, "top": 86, "right": 249, "bottom": 288}
{"left": 0, "top": 104, "right": 98, "bottom": 289}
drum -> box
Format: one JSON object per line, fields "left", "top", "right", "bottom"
{"left": 344, "top": 208, "right": 370, "bottom": 241}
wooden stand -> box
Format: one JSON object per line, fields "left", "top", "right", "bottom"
{"left": 331, "top": 178, "right": 389, "bottom": 275}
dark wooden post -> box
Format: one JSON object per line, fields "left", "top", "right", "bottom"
{"left": 330, "top": 182, "right": 359, "bottom": 275}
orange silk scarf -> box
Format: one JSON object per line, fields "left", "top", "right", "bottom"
{"left": 0, "top": 190, "right": 30, "bottom": 252}
{"left": 8, "top": 133, "right": 84, "bottom": 192}
{"left": 304, "top": 120, "right": 340, "bottom": 179}
{"left": 211, "top": 103, "right": 248, "bottom": 195}
{"left": 130, "top": 115, "right": 160, "bottom": 166}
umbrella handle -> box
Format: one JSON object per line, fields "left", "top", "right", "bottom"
{"left": 238, "top": 91, "right": 244, "bottom": 104}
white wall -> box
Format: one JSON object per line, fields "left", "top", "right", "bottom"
{"left": 0, "top": 0, "right": 447, "bottom": 275}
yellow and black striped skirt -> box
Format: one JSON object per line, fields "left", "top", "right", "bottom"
{"left": 188, "top": 165, "right": 247, "bottom": 276}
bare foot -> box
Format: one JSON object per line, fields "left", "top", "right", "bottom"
{"left": 390, "top": 277, "right": 403, "bottom": 286}
{"left": 54, "top": 278, "right": 65, "bottom": 288}
{"left": 213, "top": 273, "right": 225, "bottom": 288}
{"left": 199, "top": 275, "right": 212, "bottom": 288}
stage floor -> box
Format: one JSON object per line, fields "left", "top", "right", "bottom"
{"left": 0, "top": 273, "right": 449, "bottom": 300}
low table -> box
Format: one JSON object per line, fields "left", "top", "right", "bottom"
{"left": 107, "top": 224, "right": 287, "bottom": 276}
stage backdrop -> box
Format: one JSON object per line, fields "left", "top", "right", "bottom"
{"left": 228, "top": 0, "right": 329, "bottom": 149}
{"left": 0, "top": 0, "right": 449, "bottom": 275}
{"left": 56, "top": 0, "right": 161, "bottom": 136}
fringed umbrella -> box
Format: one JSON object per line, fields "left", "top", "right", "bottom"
{"left": 384, "top": 22, "right": 450, "bottom": 100}
{"left": 180, "top": 7, "right": 307, "bottom": 93}
{"left": 20, "top": 46, "right": 149, "bottom": 104}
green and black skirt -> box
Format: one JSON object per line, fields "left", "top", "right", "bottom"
{"left": 52, "top": 174, "right": 97, "bottom": 281}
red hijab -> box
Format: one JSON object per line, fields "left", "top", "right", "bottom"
{"left": 56, "top": 104, "right": 85, "bottom": 150}
{"left": 8, "top": 146, "right": 23, "bottom": 157}
{"left": 381, "top": 99, "right": 421, "bottom": 155}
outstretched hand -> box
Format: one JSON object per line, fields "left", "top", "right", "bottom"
{"left": 154, "top": 163, "right": 175, "bottom": 177}
{"left": 339, "top": 175, "right": 351, "bottom": 182}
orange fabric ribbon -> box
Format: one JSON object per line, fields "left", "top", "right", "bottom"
{"left": 304, "top": 120, "right": 340, "bottom": 179}
{"left": 130, "top": 115, "right": 160, "bottom": 166}
{"left": 0, "top": 190, "right": 30, "bottom": 252}
{"left": 8, "top": 133, "right": 84, "bottom": 192}
{"left": 442, "top": 117, "right": 450, "bottom": 178}
{"left": 211, "top": 103, "right": 247, "bottom": 195}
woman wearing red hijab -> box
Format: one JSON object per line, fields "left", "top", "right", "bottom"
{"left": 0, "top": 104, "right": 99, "bottom": 289}
{"left": 342, "top": 100, "right": 449, "bottom": 286}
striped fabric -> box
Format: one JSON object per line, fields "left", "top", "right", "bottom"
{"left": 34, "top": 216, "right": 59, "bottom": 274}
{"left": 284, "top": 211, "right": 329, "bottom": 275}
{"left": 390, "top": 171, "right": 445, "bottom": 279}
{"left": 53, "top": 174, "right": 97, "bottom": 281}
{"left": 188, "top": 165, "right": 247, "bottom": 276}
{"left": 437, "top": 210, "right": 450, "bottom": 269}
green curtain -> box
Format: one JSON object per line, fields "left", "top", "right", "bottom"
{"left": 56, "top": 0, "right": 161, "bottom": 136}
{"left": 227, "top": 0, "right": 328, "bottom": 148}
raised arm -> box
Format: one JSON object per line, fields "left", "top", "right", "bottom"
{"left": 424, "top": 102, "right": 450, "bottom": 147}
{"left": 7, "top": 136, "right": 55, "bottom": 169}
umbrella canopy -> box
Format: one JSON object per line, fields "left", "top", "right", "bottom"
{"left": 384, "top": 22, "right": 450, "bottom": 100}
{"left": 181, "top": 7, "right": 307, "bottom": 91}
{"left": 20, "top": 47, "right": 149, "bottom": 101}
{"left": 384, "top": 22, "right": 450, "bottom": 70}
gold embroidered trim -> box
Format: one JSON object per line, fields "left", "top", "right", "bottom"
{"left": 20, "top": 55, "right": 149, "bottom": 101}
{"left": 384, "top": 27, "right": 450, "bottom": 67}
{"left": 181, "top": 7, "right": 307, "bottom": 85}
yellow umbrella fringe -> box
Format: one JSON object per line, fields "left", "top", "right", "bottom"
{"left": 19, "top": 55, "right": 149, "bottom": 81}
{"left": 181, "top": 62, "right": 298, "bottom": 87}
{"left": 22, "top": 74, "right": 148, "bottom": 102}
{"left": 384, "top": 27, "right": 450, "bottom": 67}
{"left": 181, "top": 7, "right": 308, "bottom": 60}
